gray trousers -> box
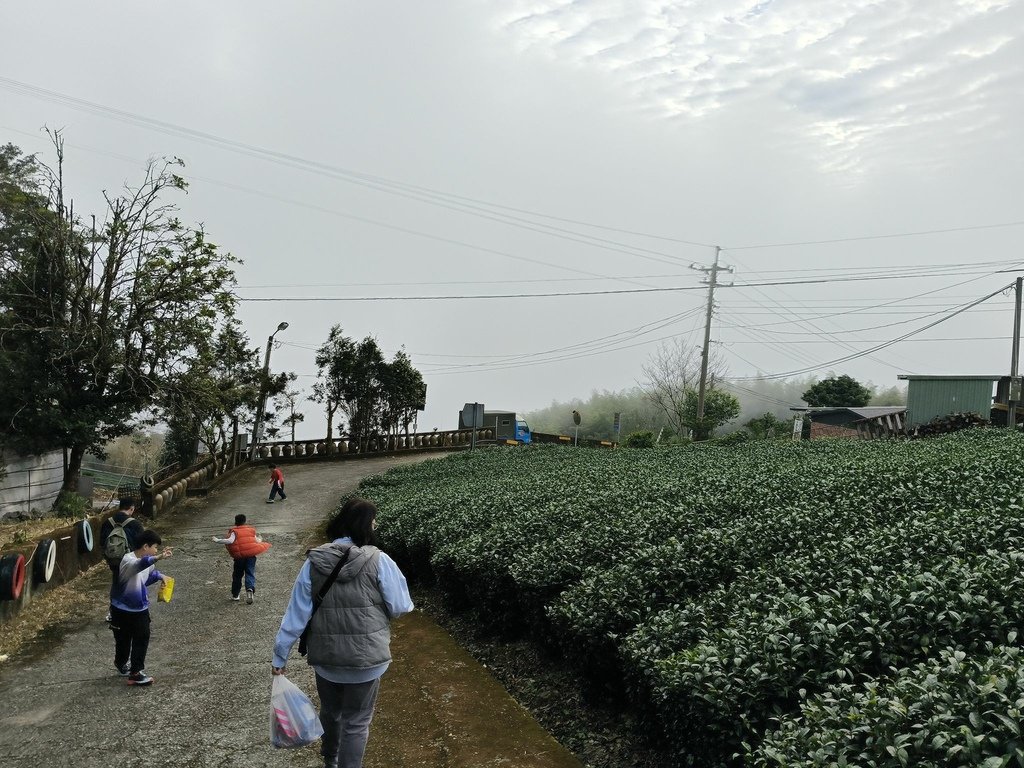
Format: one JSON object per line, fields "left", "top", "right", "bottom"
{"left": 315, "top": 674, "right": 380, "bottom": 768}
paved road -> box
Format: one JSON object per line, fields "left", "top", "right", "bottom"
{"left": 0, "top": 457, "right": 582, "bottom": 768}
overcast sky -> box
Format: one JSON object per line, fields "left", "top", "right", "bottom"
{"left": 2, "top": 0, "right": 1023, "bottom": 439}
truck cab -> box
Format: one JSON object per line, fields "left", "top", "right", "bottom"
{"left": 514, "top": 418, "right": 532, "bottom": 444}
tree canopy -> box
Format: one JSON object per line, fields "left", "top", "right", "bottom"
{"left": 313, "top": 325, "right": 426, "bottom": 449}
{"left": 802, "top": 375, "right": 873, "bottom": 408}
{"left": 682, "top": 387, "right": 741, "bottom": 440}
{"left": 0, "top": 136, "right": 239, "bottom": 496}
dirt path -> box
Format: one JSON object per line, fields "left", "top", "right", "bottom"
{"left": 0, "top": 457, "right": 582, "bottom": 768}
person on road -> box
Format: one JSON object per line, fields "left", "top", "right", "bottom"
{"left": 109, "top": 529, "right": 173, "bottom": 686}
{"left": 100, "top": 497, "right": 144, "bottom": 574}
{"left": 272, "top": 498, "right": 414, "bottom": 768}
{"left": 267, "top": 463, "right": 286, "bottom": 503}
{"left": 100, "top": 497, "right": 145, "bottom": 623}
{"left": 212, "top": 513, "right": 271, "bottom": 603}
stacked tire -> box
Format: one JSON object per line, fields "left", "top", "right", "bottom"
{"left": 0, "top": 553, "right": 26, "bottom": 601}
{"left": 34, "top": 539, "right": 57, "bottom": 584}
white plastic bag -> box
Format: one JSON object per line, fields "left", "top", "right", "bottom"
{"left": 269, "top": 674, "right": 324, "bottom": 748}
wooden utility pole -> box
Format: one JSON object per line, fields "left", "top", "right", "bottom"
{"left": 1009, "top": 276, "right": 1022, "bottom": 428}
{"left": 692, "top": 246, "right": 732, "bottom": 439}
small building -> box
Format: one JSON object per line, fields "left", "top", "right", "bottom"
{"left": 896, "top": 375, "right": 1001, "bottom": 428}
{"left": 798, "top": 406, "right": 908, "bottom": 440}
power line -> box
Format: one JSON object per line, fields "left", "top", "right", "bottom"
{"left": 0, "top": 124, "right": 664, "bottom": 288}
{"left": 5, "top": 81, "right": 1022, "bottom": 258}
{"left": 420, "top": 307, "right": 705, "bottom": 373}
{"left": 237, "top": 267, "right": 1024, "bottom": 302}
{"left": 0, "top": 79, "right": 715, "bottom": 260}
{"left": 729, "top": 283, "right": 1012, "bottom": 381}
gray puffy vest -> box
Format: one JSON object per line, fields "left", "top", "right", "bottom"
{"left": 306, "top": 542, "right": 391, "bottom": 670}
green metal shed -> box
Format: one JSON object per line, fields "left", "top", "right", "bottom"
{"left": 896, "top": 375, "right": 1000, "bottom": 427}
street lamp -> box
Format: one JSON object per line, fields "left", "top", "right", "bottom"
{"left": 252, "top": 321, "right": 289, "bottom": 456}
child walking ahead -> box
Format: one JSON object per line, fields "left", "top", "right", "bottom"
{"left": 267, "top": 463, "right": 286, "bottom": 503}
{"left": 213, "top": 514, "right": 271, "bottom": 603}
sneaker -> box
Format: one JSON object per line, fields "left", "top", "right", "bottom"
{"left": 105, "top": 612, "right": 112, "bottom": 623}
{"left": 116, "top": 663, "right": 129, "bottom": 676}
{"left": 127, "top": 671, "right": 154, "bottom": 686}
{"left": 266, "top": 499, "right": 275, "bottom": 504}
{"left": 246, "top": 589, "right": 254, "bottom": 604}
{"left": 230, "top": 594, "right": 241, "bottom": 602}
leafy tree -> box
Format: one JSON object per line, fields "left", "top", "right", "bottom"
{"left": 682, "top": 387, "right": 741, "bottom": 440}
{"left": 642, "top": 339, "right": 727, "bottom": 439}
{"left": 0, "top": 135, "right": 238, "bottom": 499}
{"left": 274, "top": 386, "right": 306, "bottom": 443}
{"left": 160, "top": 319, "right": 287, "bottom": 469}
{"left": 802, "top": 374, "right": 873, "bottom": 407}
{"left": 313, "top": 326, "right": 426, "bottom": 450}
{"left": 311, "top": 326, "right": 356, "bottom": 452}
{"left": 744, "top": 411, "right": 792, "bottom": 439}
{"left": 379, "top": 350, "right": 426, "bottom": 439}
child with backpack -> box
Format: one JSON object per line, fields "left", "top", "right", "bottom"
{"left": 212, "top": 513, "right": 271, "bottom": 604}
{"left": 101, "top": 498, "right": 145, "bottom": 572}
{"left": 100, "top": 498, "right": 146, "bottom": 623}
{"left": 110, "top": 529, "right": 173, "bottom": 686}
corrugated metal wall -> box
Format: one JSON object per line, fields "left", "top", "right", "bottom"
{"left": 906, "top": 379, "right": 994, "bottom": 426}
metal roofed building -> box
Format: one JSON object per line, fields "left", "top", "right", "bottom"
{"left": 896, "top": 374, "right": 1001, "bottom": 428}
{"left": 794, "top": 406, "right": 909, "bottom": 440}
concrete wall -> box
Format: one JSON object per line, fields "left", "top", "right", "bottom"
{"left": 0, "top": 449, "right": 64, "bottom": 521}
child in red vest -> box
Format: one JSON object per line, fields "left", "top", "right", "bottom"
{"left": 267, "top": 463, "right": 286, "bottom": 503}
{"left": 213, "top": 514, "right": 271, "bottom": 604}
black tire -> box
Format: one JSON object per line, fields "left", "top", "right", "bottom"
{"left": 34, "top": 539, "right": 57, "bottom": 583}
{"left": 0, "top": 553, "right": 26, "bottom": 601}
{"left": 77, "top": 519, "right": 94, "bottom": 553}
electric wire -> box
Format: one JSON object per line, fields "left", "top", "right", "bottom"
{"left": 729, "top": 283, "right": 1012, "bottom": 381}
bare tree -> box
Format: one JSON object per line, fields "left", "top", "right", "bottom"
{"left": 641, "top": 339, "right": 727, "bottom": 438}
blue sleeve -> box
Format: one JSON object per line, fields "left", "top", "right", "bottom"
{"left": 132, "top": 555, "right": 158, "bottom": 575}
{"left": 144, "top": 568, "right": 164, "bottom": 587}
{"left": 273, "top": 560, "right": 313, "bottom": 667}
{"left": 377, "top": 552, "right": 414, "bottom": 619}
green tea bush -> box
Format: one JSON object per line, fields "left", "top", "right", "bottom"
{"left": 751, "top": 643, "right": 1024, "bottom": 767}
{"left": 358, "top": 430, "right": 1024, "bottom": 766}
{"left": 623, "top": 430, "right": 656, "bottom": 448}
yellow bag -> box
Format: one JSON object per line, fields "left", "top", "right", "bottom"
{"left": 158, "top": 576, "right": 175, "bottom": 603}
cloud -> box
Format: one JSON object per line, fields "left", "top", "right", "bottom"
{"left": 492, "top": 0, "right": 1024, "bottom": 174}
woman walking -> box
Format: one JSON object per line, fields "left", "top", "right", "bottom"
{"left": 272, "top": 498, "right": 414, "bottom": 768}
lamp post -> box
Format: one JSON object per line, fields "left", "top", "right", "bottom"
{"left": 252, "top": 321, "right": 289, "bottom": 457}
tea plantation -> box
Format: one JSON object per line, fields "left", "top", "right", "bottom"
{"left": 358, "top": 430, "right": 1024, "bottom": 767}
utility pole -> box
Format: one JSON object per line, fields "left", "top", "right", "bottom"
{"left": 1009, "top": 277, "right": 1022, "bottom": 428}
{"left": 252, "top": 321, "right": 289, "bottom": 457}
{"left": 691, "top": 247, "right": 732, "bottom": 439}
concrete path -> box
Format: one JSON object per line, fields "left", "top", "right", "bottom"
{"left": 0, "top": 458, "right": 582, "bottom": 768}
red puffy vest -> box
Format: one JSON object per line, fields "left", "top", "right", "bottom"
{"left": 226, "top": 525, "right": 272, "bottom": 558}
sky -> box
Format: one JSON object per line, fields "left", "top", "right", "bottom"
{"left": 1, "top": 0, "right": 1023, "bottom": 441}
